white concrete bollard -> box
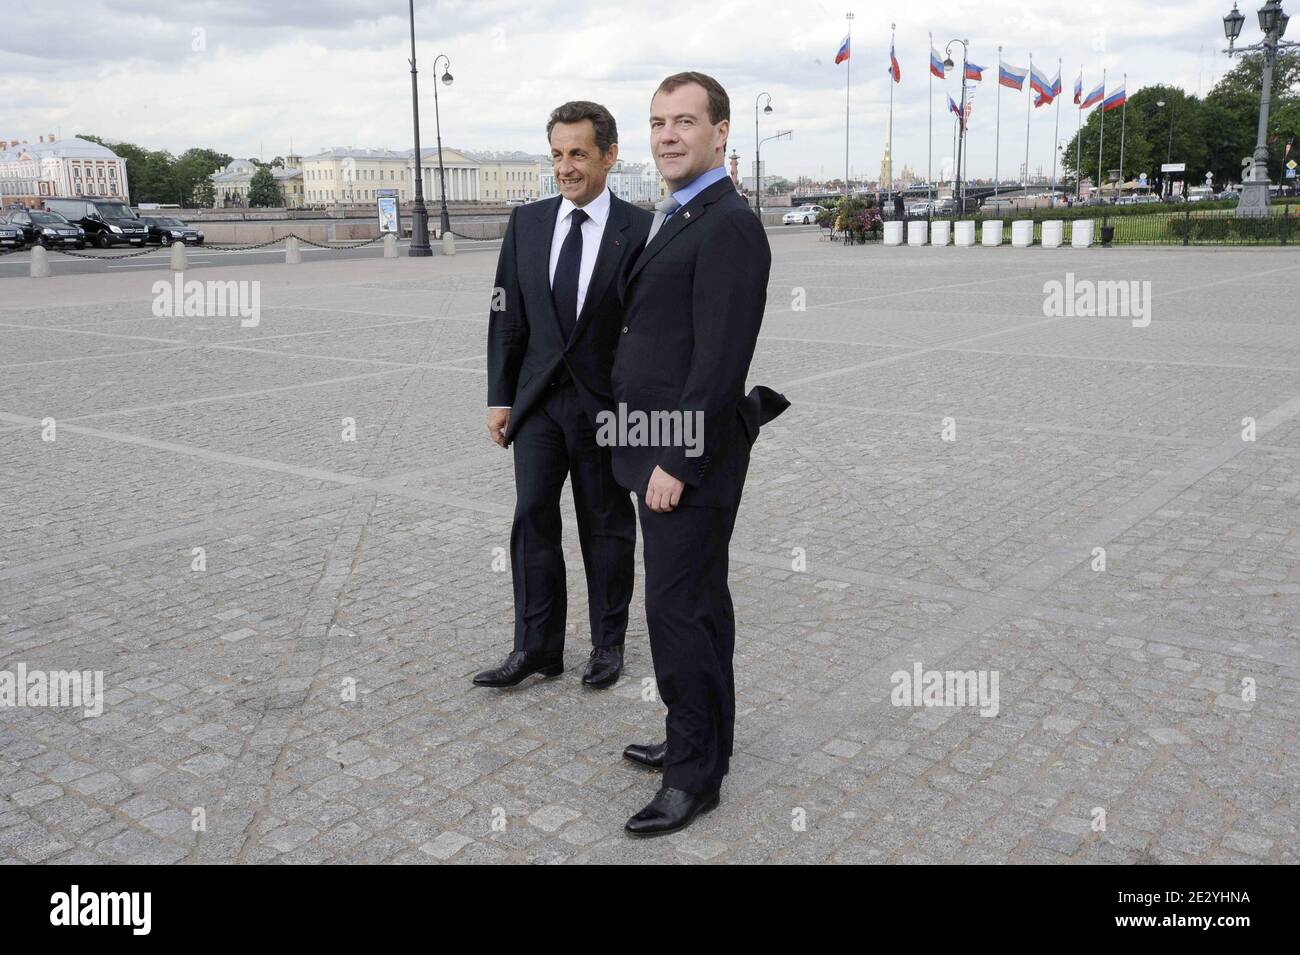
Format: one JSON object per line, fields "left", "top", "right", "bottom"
{"left": 442, "top": 231, "right": 456, "bottom": 255}
{"left": 383, "top": 233, "right": 398, "bottom": 258}
{"left": 1041, "top": 220, "right": 1065, "bottom": 249}
{"left": 169, "top": 239, "right": 187, "bottom": 271}
{"left": 1071, "top": 219, "right": 1093, "bottom": 248}
{"left": 907, "top": 220, "right": 928, "bottom": 246}
{"left": 29, "top": 244, "right": 51, "bottom": 277}
{"left": 930, "top": 220, "right": 951, "bottom": 246}
{"left": 981, "top": 220, "right": 1004, "bottom": 247}
{"left": 954, "top": 221, "right": 977, "bottom": 247}
{"left": 285, "top": 236, "right": 302, "bottom": 264}
{"left": 1011, "top": 220, "right": 1034, "bottom": 247}
{"left": 883, "top": 221, "right": 905, "bottom": 246}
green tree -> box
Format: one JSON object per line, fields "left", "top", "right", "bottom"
{"left": 1204, "top": 50, "right": 1300, "bottom": 184}
{"left": 173, "top": 148, "right": 231, "bottom": 207}
{"left": 191, "top": 179, "right": 216, "bottom": 207}
{"left": 246, "top": 166, "right": 283, "bottom": 207}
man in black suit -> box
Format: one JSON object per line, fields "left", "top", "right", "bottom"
{"left": 609, "top": 72, "right": 788, "bottom": 836}
{"left": 477, "top": 101, "right": 651, "bottom": 690}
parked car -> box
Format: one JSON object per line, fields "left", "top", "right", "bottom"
{"left": 906, "top": 200, "right": 933, "bottom": 217}
{"left": 140, "top": 215, "right": 205, "bottom": 246}
{"left": 0, "top": 216, "right": 24, "bottom": 249}
{"left": 980, "top": 197, "right": 1014, "bottom": 212}
{"left": 3, "top": 208, "right": 86, "bottom": 249}
{"left": 931, "top": 197, "right": 956, "bottom": 215}
{"left": 44, "top": 196, "right": 149, "bottom": 248}
{"left": 782, "top": 204, "right": 825, "bottom": 225}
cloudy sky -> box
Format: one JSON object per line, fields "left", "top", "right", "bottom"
{"left": 4, "top": 0, "right": 1241, "bottom": 183}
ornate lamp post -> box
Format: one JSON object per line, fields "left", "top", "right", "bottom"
{"left": 405, "top": 0, "right": 431, "bottom": 256}
{"left": 1222, "top": 0, "right": 1299, "bottom": 216}
{"left": 943, "top": 39, "right": 970, "bottom": 214}
{"left": 431, "top": 54, "right": 454, "bottom": 235}
{"left": 754, "top": 92, "right": 773, "bottom": 216}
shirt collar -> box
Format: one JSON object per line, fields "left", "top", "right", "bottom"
{"left": 557, "top": 186, "right": 611, "bottom": 228}
{"left": 670, "top": 165, "right": 729, "bottom": 209}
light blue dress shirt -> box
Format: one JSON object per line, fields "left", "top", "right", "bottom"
{"left": 664, "top": 165, "right": 730, "bottom": 223}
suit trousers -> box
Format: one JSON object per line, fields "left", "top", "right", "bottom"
{"left": 510, "top": 381, "right": 636, "bottom": 655}
{"left": 637, "top": 496, "right": 742, "bottom": 795}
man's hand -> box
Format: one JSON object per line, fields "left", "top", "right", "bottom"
{"left": 645, "top": 465, "right": 684, "bottom": 513}
{"left": 487, "top": 408, "right": 511, "bottom": 447}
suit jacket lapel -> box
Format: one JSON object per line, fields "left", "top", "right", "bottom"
{"left": 523, "top": 197, "right": 560, "bottom": 333}
{"left": 625, "top": 176, "right": 733, "bottom": 286}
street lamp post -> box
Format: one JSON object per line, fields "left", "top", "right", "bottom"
{"left": 1223, "top": 0, "right": 1299, "bottom": 216}
{"left": 431, "top": 54, "right": 454, "bottom": 236}
{"left": 754, "top": 92, "right": 773, "bottom": 217}
{"left": 943, "top": 39, "right": 970, "bottom": 214}
{"left": 758, "top": 130, "right": 793, "bottom": 211}
{"left": 406, "top": 0, "right": 431, "bottom": 256}
{"left": 1156, "top": 98, "right": 1176, "bottom": 196}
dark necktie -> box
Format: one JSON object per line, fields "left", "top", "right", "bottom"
{"left": 552, "top": 208, "right": 588, "bottom": 340}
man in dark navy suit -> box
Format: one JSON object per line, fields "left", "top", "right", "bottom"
{"left": 478, "top": 101, "right": 652, "bottom": 690}
{"left": 610, "top": 73, "right": 789, "bottom": 836}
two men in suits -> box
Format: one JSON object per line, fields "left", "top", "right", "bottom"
{"left": 610, "top": 72, "right": 788, "bottom": 836}
{"left": 478, "top": 101, "right": 652, "bottom": 690}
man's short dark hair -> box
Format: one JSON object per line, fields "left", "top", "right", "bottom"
{"left": 653, "top": 71, "right": 730, "bottom": 124}
{"left": 546, "top": 101, "right": 618, "bottom": 154}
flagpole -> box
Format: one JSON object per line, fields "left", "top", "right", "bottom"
{"left": 1051, "top": 57, "right": 1061, "bottom": 203}
{"left": 929, "top": 31, "right": 934, "bottom": 202}
{"left": 1024, "top": 52, "right": 1032, "bottom": 189}
{"left": 888, "top": 23, "right": 895, "bottom": 196}
{"left": 1118, "top": 72, "right": 1127, "bottom": 192}
{"left": 1076, "top": 67, "right": 1083, "bottom": 200}
{"left": 845, "top": 11, "right": 853, "bottom": 196}
{"left": 1097, "top": 67, "right": 1106, "bottom": 199}
{"left": 995, "top": 45, "right": 1002, "bottom": 198}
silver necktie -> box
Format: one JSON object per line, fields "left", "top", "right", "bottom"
{"left": 646, "top": 195, "right": 681, "bottom": 243}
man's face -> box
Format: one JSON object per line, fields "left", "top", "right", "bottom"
{"left": 650, "top": 83, "right": 728, "bottom": 189}
{"left": 549, "top": 120, "right": 616, "bottom": 206}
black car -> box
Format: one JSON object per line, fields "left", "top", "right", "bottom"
{"left": 140, "top": 215, "right": 205, "bottom": 245}
{"left": 3, "top": 208, "right": 87, "bottom": 249}
{"left": 0, "top": 215, "right": 24, "bottom": 250}
{"left": 44, "top": 197, "right": 149, "bottom": 248}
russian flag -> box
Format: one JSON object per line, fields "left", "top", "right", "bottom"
{"left": 965, "top": 61, "right": 985, "bottom": 81}
{"left": 930, "top": 47, "right": 945, "bottom": 78}
{"left": 948, "top": 94, "right": 961, "bottom": 116}
{"left": 888, "top": 41, "right": 901, "bottom": 82}
{"left": 1029, "top": 63, "right": 1052, "bottom": 96}
{"left": 1035, "top": 69, "right": 1060, "bottom": 105}
{"left": 1073, "top": 72, "right": 1083, "bottom": 105}
{"left": 1080, "top": 80, "right": 1104, "bottom": 109}
{"left": 835, "top": 34, "right": 850, "bottom": 64}
{"left": 1102, "top": 85, "right": 1127, "bottom": 112}
{"left": 998, "top": 61, "right": 1027, "bottom": 90}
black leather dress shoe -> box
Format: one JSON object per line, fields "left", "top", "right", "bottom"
{"left": 472, "top": 650, "right": 562, "bottom": 688}
{"left": 622, "top": 740, "right": 666, "bottom": 769}
{"left": 582, "top": 645, "right": 623, "bottom": 688}
{"left": 625, "top": 786, "right": 720, "bottom": 837}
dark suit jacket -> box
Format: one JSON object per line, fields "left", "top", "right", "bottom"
{"left": 612, "top": 175, "right": 785, "bottom": 509}
{"left": 487, "top": 190, "right": 652, "bottom": 444}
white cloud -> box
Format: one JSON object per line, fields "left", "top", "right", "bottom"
{"left": 3, "top": 0, "right": 1240, "bottom": 181}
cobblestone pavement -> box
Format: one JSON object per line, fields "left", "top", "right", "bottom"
{"left": 1, "top": 237, "right": 1297, "bottom": 864}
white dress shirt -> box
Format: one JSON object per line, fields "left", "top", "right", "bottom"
{"left": 549, "top": 186, "right": 611, "bottom": 317}
{"left": 491, "top": 188, "right": 612, "bottom": 410}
